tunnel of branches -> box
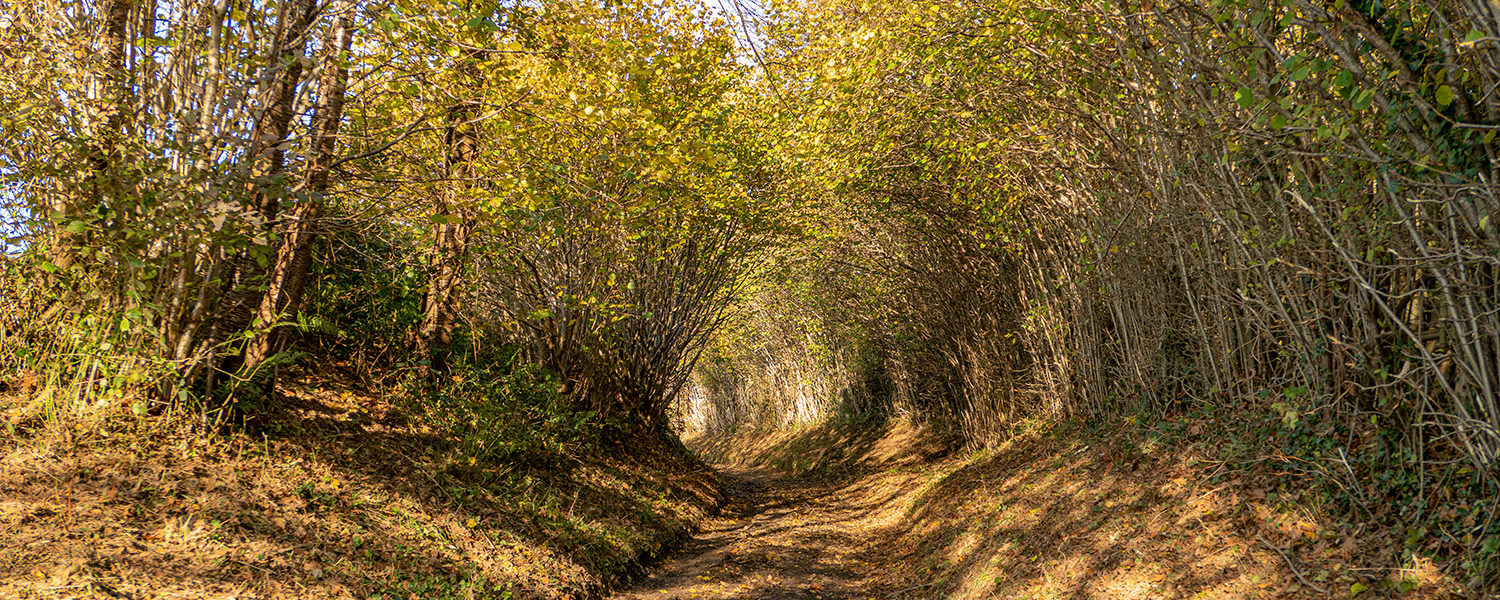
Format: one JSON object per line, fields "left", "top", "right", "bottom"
{"left": 2, "top": 0, "right": 1498, "bottom": 591}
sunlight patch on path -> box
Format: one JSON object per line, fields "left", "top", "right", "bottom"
{"left": 612, "top": 465, "right": 921, "bottom": 600}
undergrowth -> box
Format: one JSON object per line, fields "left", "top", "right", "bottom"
{"left": 1121, "top": 404, "right": 1500, "bottom": 594}
{"left": 0, "top": 341, "right": 721, "bottom": 599}
{"left": 418, "top": 349, "right": 598, "bottom": 481}
{"left": 693, "top": 408, "right": 1496, "bottom": 597}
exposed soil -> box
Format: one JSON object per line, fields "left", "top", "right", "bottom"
{"left": 2, "top": 379, "right": 1471, "bottom": 600}
{"left": 613, "top": 421, "right": 946, "bottom": 600}
{"left": 611, "top": 466, "right": 906, "bottom": 600}
{"left": 619, "top": 420, "right": 1465, "bottom": 600}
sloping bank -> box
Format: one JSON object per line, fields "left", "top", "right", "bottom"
{"left": 689, "top": 416, "right": 1471, "bottom": 599}
{"left": 0, "top": 369, "right": 723, "bottom": 600}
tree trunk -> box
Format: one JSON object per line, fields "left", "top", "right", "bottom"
{"left": 416, "top": 91, "right": 481, "bottom": 379}
{"left": 208, "top": 0, "right": 317, "bottom": 383}
{"left": 53, "top": 0, "right": 133, "bottom": 274}
{"left": 244, "top": 5, "right": 355, "bottom": 374}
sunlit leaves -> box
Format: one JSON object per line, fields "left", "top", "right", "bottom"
{"left": 1236, "top": 87, "right": 1256, "bottom": 109}
{"left": 1435, "top": 85, "right": 1454, "bottom": 107}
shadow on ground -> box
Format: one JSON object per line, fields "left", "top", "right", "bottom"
{"left": 610, "top": 464, "right": 932, "bottom": 600}
{"left": 689, "top": 415, "right": 952, "bottom": 482}
{"left": 0, "top": 366, "right": 721, "bottom": 600}
{"left": 622, "top": 418, "right": 1459, "bottom": 600}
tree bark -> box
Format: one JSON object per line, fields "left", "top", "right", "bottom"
{"left": 208, "top": 0, "right": 318, "bottom": 382}
{"left": 244, "top": 4, "right": 356, "bottom": 373}
{"left": 53, "top": 0, "right": 133, "bottom": 274}
{"left": 416, "top": 85, "right": 482, "bottom": 379}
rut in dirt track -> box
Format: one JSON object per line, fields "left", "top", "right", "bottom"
{"left": 611, "top": 466, "right": 908, "bottom": 600}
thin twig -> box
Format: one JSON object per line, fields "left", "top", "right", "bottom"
{"left": 1257, "top": 534, "right": 1327, "bottom": 595}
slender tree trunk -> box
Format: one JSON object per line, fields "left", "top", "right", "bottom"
{"left": 247, "top": 0, "right": 317, "bottom": 222}
{"left": 208, "top": 0, "right": 317, "bottom": 383}
{"left": 244, "top": 5, "right": 355, "bottom": 374}
{"left": 417, "top": 91, "right": 481, "bottom": 378}
{"left": 53, "top": 0, "right": 133, "bottom": 274}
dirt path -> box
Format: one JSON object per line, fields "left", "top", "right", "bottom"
{"left": 614, "top": 419, "right": 1468, "bottom": 600}
{"left": 611, "top": 466, "right": 906, "bottom": 600}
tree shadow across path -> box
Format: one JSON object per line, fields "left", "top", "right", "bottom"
{"left": 611, "top": 464, "right": 926, "bottom": 600}
{"left": 622, "top": 418, "right": 1437, "bottom": 600}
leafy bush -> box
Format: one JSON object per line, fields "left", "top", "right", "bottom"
{"left": 297, "top": 223, "right": 428, "bottom": 379}
{"left": 419, "top": 349, "right": 596, "bottom": 479}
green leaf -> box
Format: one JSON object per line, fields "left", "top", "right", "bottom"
{"left": 1235, "top": 87, "right": 1255, "bottom": 108}
{"left": 1350, "top": 583, "right": 1369, "bottom": 596}
{"left": 1335, "top": 70, "right": 1353, "bottom": 88}
{"left": 1465, "top": 29, "right": 1485, "bottom": 43}
{"left": 1435, "top": 85, "right": 1454, "bottom": 107}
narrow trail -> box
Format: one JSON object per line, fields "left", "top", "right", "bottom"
{"left": 611, "top": 466, "right": 905, "bottom": 600}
